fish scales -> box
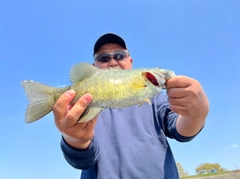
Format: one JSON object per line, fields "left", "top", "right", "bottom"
{"left": 71, "top": 69, "right": 152, "bottom": 108}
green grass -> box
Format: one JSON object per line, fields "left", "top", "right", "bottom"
{"left": 180, "top": 171, "right": 230, "bottom": 179}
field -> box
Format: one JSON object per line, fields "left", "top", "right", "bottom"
{"left": 180, "top": 170, "right": 240, "bottom": 179}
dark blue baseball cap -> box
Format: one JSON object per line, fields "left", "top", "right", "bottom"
{"left": 93, "top": 33, "right": 127, "bottom": 55}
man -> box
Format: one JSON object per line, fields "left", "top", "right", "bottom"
{"left": 53, "top": 33, "right": 209, "bottom": 179}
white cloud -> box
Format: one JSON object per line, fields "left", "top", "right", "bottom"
{"left": 56, "top": 83, "right": 67, "bottom": 88}
{"left": 224, "top": 144, "right": 239, "bottom": 149}
{"left": 231, "top": 144, "right": 238, "bottom": 148}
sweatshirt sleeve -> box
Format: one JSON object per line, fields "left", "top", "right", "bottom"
{"left": 155, "top": 92, "right": 199, "bottom": 142}
{"left": 60, "top": 137, "right": 99, "bottom": 170}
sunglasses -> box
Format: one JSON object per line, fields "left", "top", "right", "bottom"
{"left": 94, "top": 50, "right": 130, "bottom": 63}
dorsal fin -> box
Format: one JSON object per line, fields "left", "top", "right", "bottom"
{"left": 70, "top": 62, "right": 100, "bottom": 83}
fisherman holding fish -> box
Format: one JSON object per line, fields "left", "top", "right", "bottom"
{"left": 22, "top": 33, "right": 209, "bottom": 178}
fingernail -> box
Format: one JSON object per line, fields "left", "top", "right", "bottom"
{"left": 83, "top": 94, "right": 92, "bottom": 103}
{"left": 66, "top": 90, "right": 75, "bottom": 97}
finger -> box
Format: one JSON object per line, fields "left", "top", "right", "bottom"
{"left": 166, "top": 76, "right": 192, "bottom": 89}
{"left": 64, "top": 94, "right": 93, "bottom": 128}
{"left": 67, "top": 104, "right": 73, "bottom": 111}
{"left": 168, "top": 96, "right": 186, "bottom": 106}
{"left": 169, "top": 103, "right": 189, "bottom": 116}
{"left": 75, "top": 115, "right": 99, "bottom": 141}
{"left": 166, "top": 87, "right": 187, "bottom": 98}
{"left": 68, "top": 115, "right": 99, "bottom": 143}
{"left": 168, "top": 95, "right": 194, "bottom": 107}
{"left": 53, "top": 90, "right": 75, "bottom": 120}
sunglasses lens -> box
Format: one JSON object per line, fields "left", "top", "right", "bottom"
{"left": 95, "top": 51, "right": 129, "bottom": 62}
{"left": 97, "top": 53, "right": 111, "bottom": 62}
{"left": 113, "top": 52, "right": 127, "bottom": 61}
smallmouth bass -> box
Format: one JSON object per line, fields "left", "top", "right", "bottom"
{"left": 22, "top": 62, "right": 175, "bottom": 123}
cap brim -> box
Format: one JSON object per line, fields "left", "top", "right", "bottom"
{"left": 94, "top": 33, "right": 127, "bottom": 54}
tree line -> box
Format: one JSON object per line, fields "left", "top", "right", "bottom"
{"left": 176, "top": 162, "right": 226, "bottom": 177}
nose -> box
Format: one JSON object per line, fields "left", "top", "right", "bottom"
{"left": 108, "top": 57, "right": 119, "bottom": 67}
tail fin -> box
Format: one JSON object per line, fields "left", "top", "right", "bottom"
{"left": 21, "top": 80, "right": 59, "bottom": 123}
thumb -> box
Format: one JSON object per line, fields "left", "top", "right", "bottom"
{"left": 64, "top": 94, "right": 93, "bottom": 128}
{"left": 53, "top": 90, "right": 76, "bottom": 121}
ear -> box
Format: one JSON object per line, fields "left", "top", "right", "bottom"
{"left": 92, "top": 62, "right": 96, "bottom": 66}
{"left": 127, "top": 56, "right": 132, "bottom": 65}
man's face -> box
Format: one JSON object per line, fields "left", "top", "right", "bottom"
{"left": 93, "top": 43, "right": 132, "bottom": 69}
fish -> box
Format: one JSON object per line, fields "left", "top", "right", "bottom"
{"left": 21, "top": 62, "right": 175, "bottom": 123}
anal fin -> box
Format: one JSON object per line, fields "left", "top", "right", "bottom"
{"left": 138, "top": 98, "right": 152, "bottom": 107}
{"left": 78, "top": 107, "right": 103, "bottom": 123}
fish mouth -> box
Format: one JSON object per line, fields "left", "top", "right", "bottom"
{"left": 143, "top": 70, "right": 174, "bottom": 88}
{"left": 143, "top": 72, "right": 161, "bottom": 87}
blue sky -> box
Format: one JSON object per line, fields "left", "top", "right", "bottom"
{"left": 1, "top": 0, "right": 240, "bottom": 178}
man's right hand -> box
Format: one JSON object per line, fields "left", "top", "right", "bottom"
{"left": 53, "top": 90, "right": 98, "bottom": 149}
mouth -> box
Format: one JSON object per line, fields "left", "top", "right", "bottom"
{"left": 143, "top": 72, "right": 160, "bottom": 86}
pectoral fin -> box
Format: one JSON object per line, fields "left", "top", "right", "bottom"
{"left": 138, "top": 98, "right": 152, "bottom": 107}
{"left": 78, "top": 107, "right": 103, "bottom": 123}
